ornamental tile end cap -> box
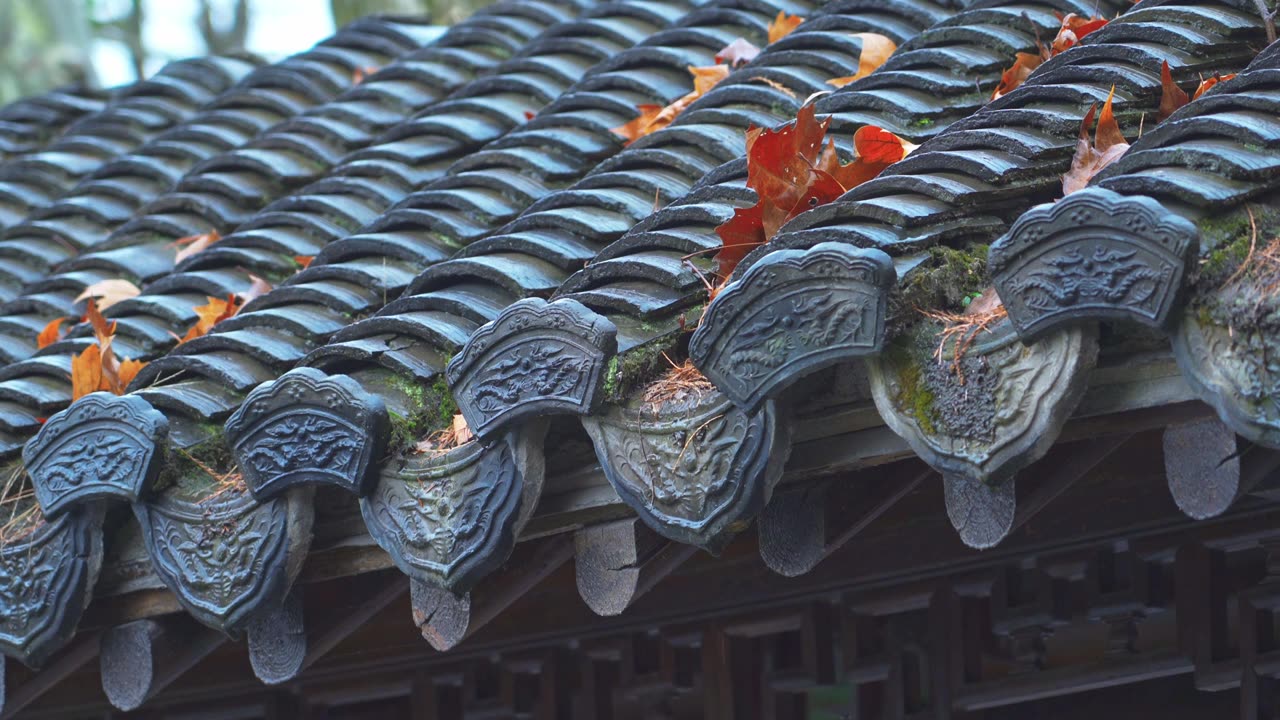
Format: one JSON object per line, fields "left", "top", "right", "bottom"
{"left": 690, "top": 242, "right": 895, "bottom": 413}
{"left": 361, "top": 434, "right": 530, "bottom": 595}
{"left": 581, "top": 389, "right": 792, "bottom": 554}
{"left": 989, "top": 188, "right": 1198, "bottom": 341}
{"left": 225, "top": 367, "right": 390, "bottom": 501}
{"left": 446, "top": 297, "right": 618, "bottom": 439}
{"left": 24, "top": 392, "right": 169, "bottom": 517}
{"left": 133, "top": 487, "right": 313, "bottom": 633}
{"left": 0, "top": 504, "right": 105, "bottom": 666}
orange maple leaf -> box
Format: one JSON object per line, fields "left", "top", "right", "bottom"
{"left": 991, "top": 51, "right": 1047, "bottom": 101}
{"left": 294, "top": 255, "right": 315, "bottom": 269}
{"left": 827, "top": 33, "right": 898, "bottom": 87}
{"left": 1062, "top": 87, "right": 1129, "bottom": 196}
{"left": 69, "top": 298, "right": 147, "bottom": 399}
{"left": 179, "top": 294, "right": 241, "bottom": 344}
{"left": 767, "top": 11, "right": 804, "bottom": 43}
{"left": 611, "top": 65, "right": 730, "bottom": 144}
{"left": 352, "top": 66, "right": 380, "bottom": 84}
{"left": 172, "top": 229, "right": 221, "bottom": 265}
{"left": 817, "top": 126, "right": 916, "bottom": 191}
{"left": 36, "top": 318, "right": 66, "bottom": 349}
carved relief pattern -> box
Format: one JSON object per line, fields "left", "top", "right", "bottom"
{"left": 869, "top": 323, "right": 1098, "bottom": 485}
{"left": 1173, "top": 312, "right": 1280, "bottom": 449}
{"left": 583, "top": 391, "right": 789, "bottom": 551}
{"left": 449, "top": 298, "right": 617, "bottom": 437}
{"left": 990, "top": 189, "right": 1197, "bottom": 338}
{"left": 362, "top": 441, "right": 521, "bottom": 593}
{"left": 0, "top": 507, "right": 102, "bottom": 664}
{"left": 225, "top": 368, "right": 387, "bottom": 499}
{"left": 138, "top": 491, "right": 289, "bottom": 630}
{"left": 468, "top": 340, "right": 595, "bottom": 416}
{"left": 691, "top": 243, "right": 894, "bottom": 411}
{"left": 24, "top": 393, "right": 168, "bottom": 515}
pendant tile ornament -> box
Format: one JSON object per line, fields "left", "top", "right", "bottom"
{"left": 582, "top": 388, "right": 790, "bottom": 554}
{"left": 134, "top": 484, "right": 313, "bottom": 633}
{"left": 0, "top": 503, "right": 105, "bottom": 666}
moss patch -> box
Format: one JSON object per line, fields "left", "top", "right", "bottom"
{"left": 893, "top": 244, "right": 991, "bottom": 326}
{"left": 885, "top": 337, "right": 937, "bottom": 436}
{"left": 1193, "top": 204, "right": 1280, "bottom": 335}
{"left": 604, "top": 333, "right": 681, "bottom": 404}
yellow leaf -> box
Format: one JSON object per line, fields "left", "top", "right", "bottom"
{"left": 75, "top": 279, "right": 141, "bottom": 311}
{"left": 827, "top": 33, "right": 897, "bottom": 87}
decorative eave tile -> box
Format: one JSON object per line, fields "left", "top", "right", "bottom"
{"left": 0, "top": 503, "right": 105, "bottom": 666}
{"left": 133, "top": 485, "right": 313, "bottom": 633}
{"left": 581, "top": 388, "right": 791, "bottom": 554}
{"left": 447, "top": 298, "right": 617, "bottom": 439}
{"left": 990, "top": 188, "right": 1198, "bottom": 342}
{"left": 1172, "top": 309, "right": 1280, "bottom": 450}
{"left": 867, "top": 321, "right": 1098, "bottom": 548}
{"left": 225, "top": 368, "right": 389, "bottom": 501}
{"left": 24, "top": 392, "right": 169, "bottom": 517}
{"left": 361, "top": 427, "right": 545, "bottom": 595}
{"left": 691, "top": 243, "right": 895, "bottom": 413}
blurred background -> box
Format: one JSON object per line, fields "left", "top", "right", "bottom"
{"left": 0, "top": 0, "right": 494, "bottom": 103}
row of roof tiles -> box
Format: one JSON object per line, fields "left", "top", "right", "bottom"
{"left": 0, "top": 0, "right": 1276, "bottom": 698}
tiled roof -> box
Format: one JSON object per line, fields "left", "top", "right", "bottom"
{"left": 0, "top": 84, "right": 109, "bottom": 163}
{"left": 0, "top": 0, "right": 1277, "bottom": 705}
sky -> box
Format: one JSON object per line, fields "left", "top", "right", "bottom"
{"left": 90, "top": 0, "right": 338, "bottom": 87}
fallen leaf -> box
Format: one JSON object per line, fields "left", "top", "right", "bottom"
{"left": 611, "top": 65, "right": 730, "bottom": 144}
{"left": 817, "top": 125, "right": 915, "bottom": 190}
{"left": 451, "top": 414, "right": 474, "bottom": 446}
{"left": 238, "top": 274, "right": 273, "bottom": 305}
{"left": 75, "top": 279, "right": 141, "bottom": 311}
{"left": 750, "top": 75, "right": 796, "bottom": 98}
{"left": 768, "top": 11, "right": 804, "bottom": 43}
{"left": 171, "top": 229, "right": 221, "bottom": 265}
{"left": 523, "top": 110, "right": 535, "bottom": 121}
{"left": 1062, "top": 88, "right": 1130, "bottom": 195}
{"left": 993, "top": 14, "right": 1107, "bottom": 101}
{"left": 1050, "top": 13, "right": 1109, "bottom": 54}
{"left": 714, "top": 202, "right": 767, "bottom": 279}
{"left": 294, "top": 255, "right": 314, "bottom": 269}
{"left": 827, "top": 33, "right": 897, "bottom": 87}
{"left": 716, "top": 37, "right": 761, "bottom": 67}
{"left": 1158, "top": 60, "right": 1189, "bottom": 122}
{"left": 179, "top": 294, "right": 240, "bottom": 344}
{"left": 36, "top": 318, "right": 66, "bottom": 349}
{"left": 352, "top": 65, "right": 379, "bottom": 84}
{"left": 115, "top": 358, "right": 146, "bottom": 389}
{"left": 1193, "top": 73, "right": 1235, "bottom": 100}
{"left": 71, "top": 344, "right": 103, "bottom": 401}
{"left": 991, "top": 51, "right": 1046, "bottom": 100}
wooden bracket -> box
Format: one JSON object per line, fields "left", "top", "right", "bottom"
{"left": 99, "top": 618, "right": 225, "bottom": 711}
